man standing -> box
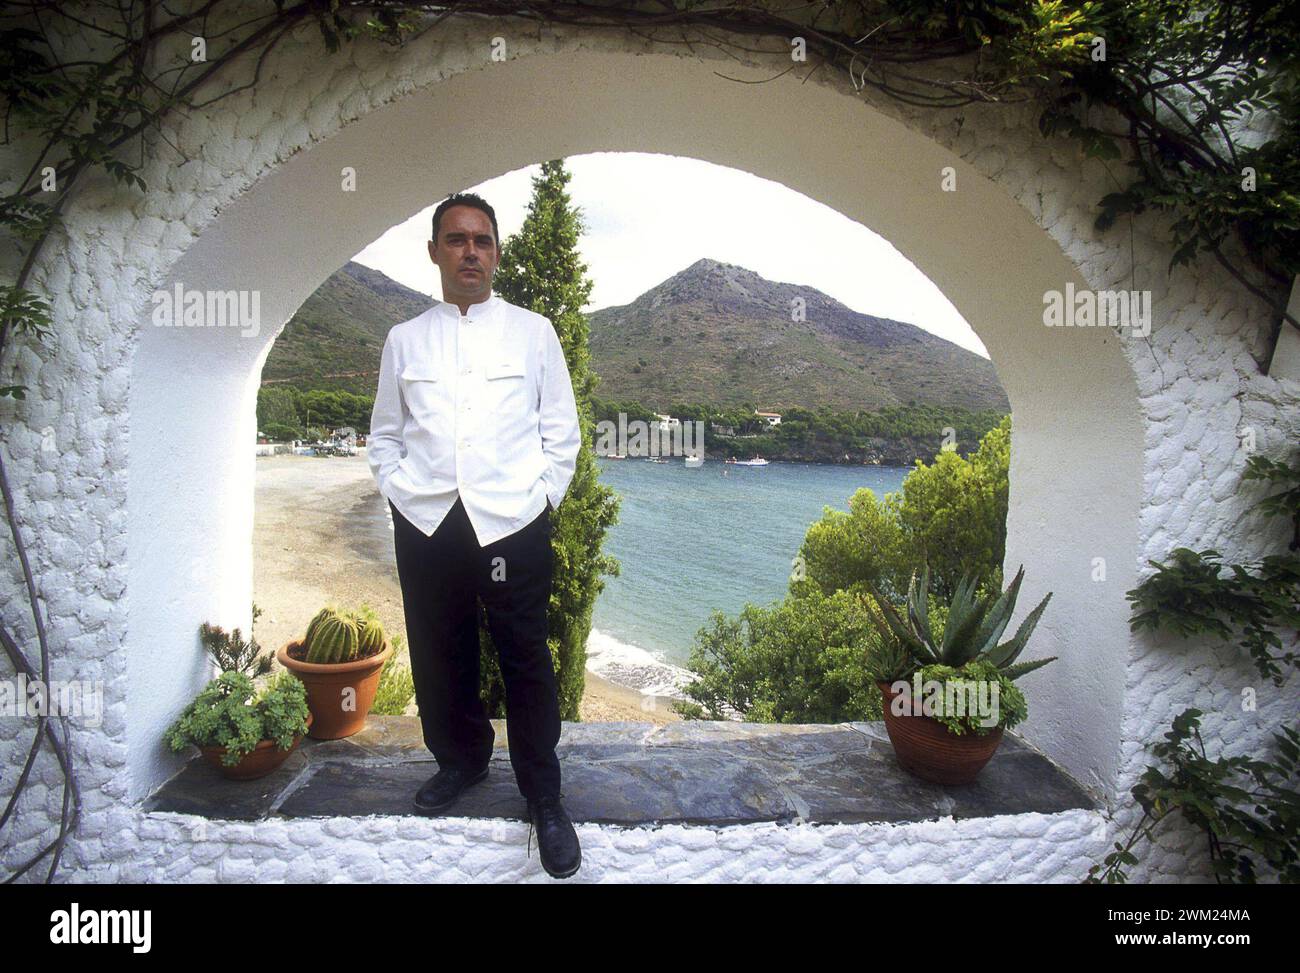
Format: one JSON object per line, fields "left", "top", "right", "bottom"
{"left": 367, "top": 192, "right": 583, "bottom": 879}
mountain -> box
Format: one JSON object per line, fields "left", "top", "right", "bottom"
{"left": 260, "top": 261, "right": 432, "bottom": 394}
{"left": 585, "top": 258, "right": 1007, "bottom": 413}
{"left": 264, "top": 258, "right": 1008, "bottom": 415}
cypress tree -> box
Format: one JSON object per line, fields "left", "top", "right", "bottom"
{"left": 480, "top": 159, "right": 622, "bottom": 720}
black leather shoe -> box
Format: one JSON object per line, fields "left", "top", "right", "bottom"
{"left": 526, "top": 793, "right": 581, "bottom": 878}
{"left": 413, "top": 765, "right": 488, "bottom": 814}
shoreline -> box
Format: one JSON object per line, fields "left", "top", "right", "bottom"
{"left": 253, "top": 452, "right": 684, "bottom": 724}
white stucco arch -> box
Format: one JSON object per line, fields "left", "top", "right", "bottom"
{"left": 4, "top": 15, "right": 1293, "bottom": 882}
{"left": 128, "top": 42, "right": 1141, "bottom": 803}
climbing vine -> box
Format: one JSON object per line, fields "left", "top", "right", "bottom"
{"left": 0, "top": 0, "right": 1297, "bottom": 881}
{"left": 1088, "top": 452, "right": 1300, "bottom": 883}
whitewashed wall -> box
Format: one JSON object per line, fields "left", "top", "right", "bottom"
{"left": 1, "top": 7, "right": 1295, "bottom": 882}
{"left": 66, "top": 809, "right": 1108, "bottom": 884}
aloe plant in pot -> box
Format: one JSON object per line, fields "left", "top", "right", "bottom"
{"left": 276, "top": 604, "right": 393, "bottom": 740}
{"left": 862, "top": 564, "right": 1056, "bottom": 785}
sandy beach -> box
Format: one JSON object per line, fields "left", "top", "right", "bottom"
{"left": 252, "top": 451, "right": 682, "bottom": 723}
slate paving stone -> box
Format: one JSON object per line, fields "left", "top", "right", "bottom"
{"left": 638, "top": 722, "right": 876, "bottom": 769}
{"left": 941, "top": 751, "right": 1098, "bottom": 818}
{"left": 346, "top": 716, "right": 433, "bottom": 750}
{"left": 843, "top": 721, "right": 892, "bottom": 744}
{"left": 333, "top": 716, "right": 512, "bottom": 761}
{"left": 724, "top": 725, "right": 880, "bottom": 762}
{"left": 792, "top": 746, "right": 1096, "bottom": 824}
{"left": 142, "top": 748, "right": 310, "bottom": 821}
{"left": 560, "top": 751, "right": 793, "bottom": 825}
{"left": 993, "top": 731, "right": 1031, "bottom": 754}
{"left": 554, "top": 721, "right": 662, "bottom": 761}
{"left": 555, "top": 721, "right": 659, "bottom": 746}
{"left": 780, "top": 748, "right": 948, "bottom": 824}
{"left": 294, "top": 734, "right": 395, "bottom": 763}
{"left": 278, "top": 756, "right": 531, "bottom": 820}
{"left": 144, "top": 716, "right": 1100, "bottom": 827}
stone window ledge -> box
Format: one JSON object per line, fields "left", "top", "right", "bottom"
{"left": 143, "top": 716, "right": 1100, "bottom": 826}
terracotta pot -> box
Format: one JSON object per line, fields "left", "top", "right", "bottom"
{"left": 200, "top": 712, "right": 313, "bottom": 780}
{"left": 877, "top": 680, "right": 1004, "bottom": 785}
{"left": 276, "top": 639, "right": 393, "bottom": 739}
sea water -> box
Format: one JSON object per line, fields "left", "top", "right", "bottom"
{"left": 587, "top": 457, "right": 909, "bottom": 696}
{"left": 353, "top": 454, "right": 909, "bottom": 698}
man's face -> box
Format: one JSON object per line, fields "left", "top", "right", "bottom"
{"left": 428, "top": 205, "right": 500, "bottom": 304}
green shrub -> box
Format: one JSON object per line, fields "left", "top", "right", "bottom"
{"left": 678, "top": 586, "right": 883, "bottom": 722}
{"left": 261, "top": 422, "right": 301, "bottom": 442}
{"left": 370, "top": 635, "right": 416, "bottom": 716}
{"left": 795, "top": 415, "right": 1011, "bottom": 606}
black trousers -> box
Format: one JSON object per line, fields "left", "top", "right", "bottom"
{"left": 389, "top": 495, "right": 561, "bottom": 801}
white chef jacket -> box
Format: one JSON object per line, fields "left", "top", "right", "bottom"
{"left": 366, "top": 291, "right": 581, "bottom": 546}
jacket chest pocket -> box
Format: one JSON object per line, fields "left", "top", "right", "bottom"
{"left": 483, "top": 359, "right": 529, "bottom": 416}
{"left": 399, "top": 364, "right": 444, "bottom": 423}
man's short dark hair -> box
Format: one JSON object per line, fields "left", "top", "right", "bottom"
{"left": 432, "top": 192, "right": 500, "bottom": 248}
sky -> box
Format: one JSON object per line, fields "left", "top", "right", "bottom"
{"left": 352, "top": 152, "right": 989, "bottom": 359}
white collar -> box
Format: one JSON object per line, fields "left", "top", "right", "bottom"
{"left": 435, "top": 292, "right": 498, "bottom": 321}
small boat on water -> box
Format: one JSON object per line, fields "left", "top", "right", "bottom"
{"left": 646, "top": 456, "right": 670, "bottom": 464}
{"left": 684, "top": 454, "right": 704, "bottom": 468}
{"left": 725, "top": 455, "right": 769, "bottom": 466}
{"left": 600, "top": 453, "right": 627, "bottom": 459}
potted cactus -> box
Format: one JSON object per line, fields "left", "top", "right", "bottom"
{"left": 862, "top": 564, "right": 1056, "bottom": 785}
{"left": 276, "top": 603, "right": 393, "bottom": 739}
